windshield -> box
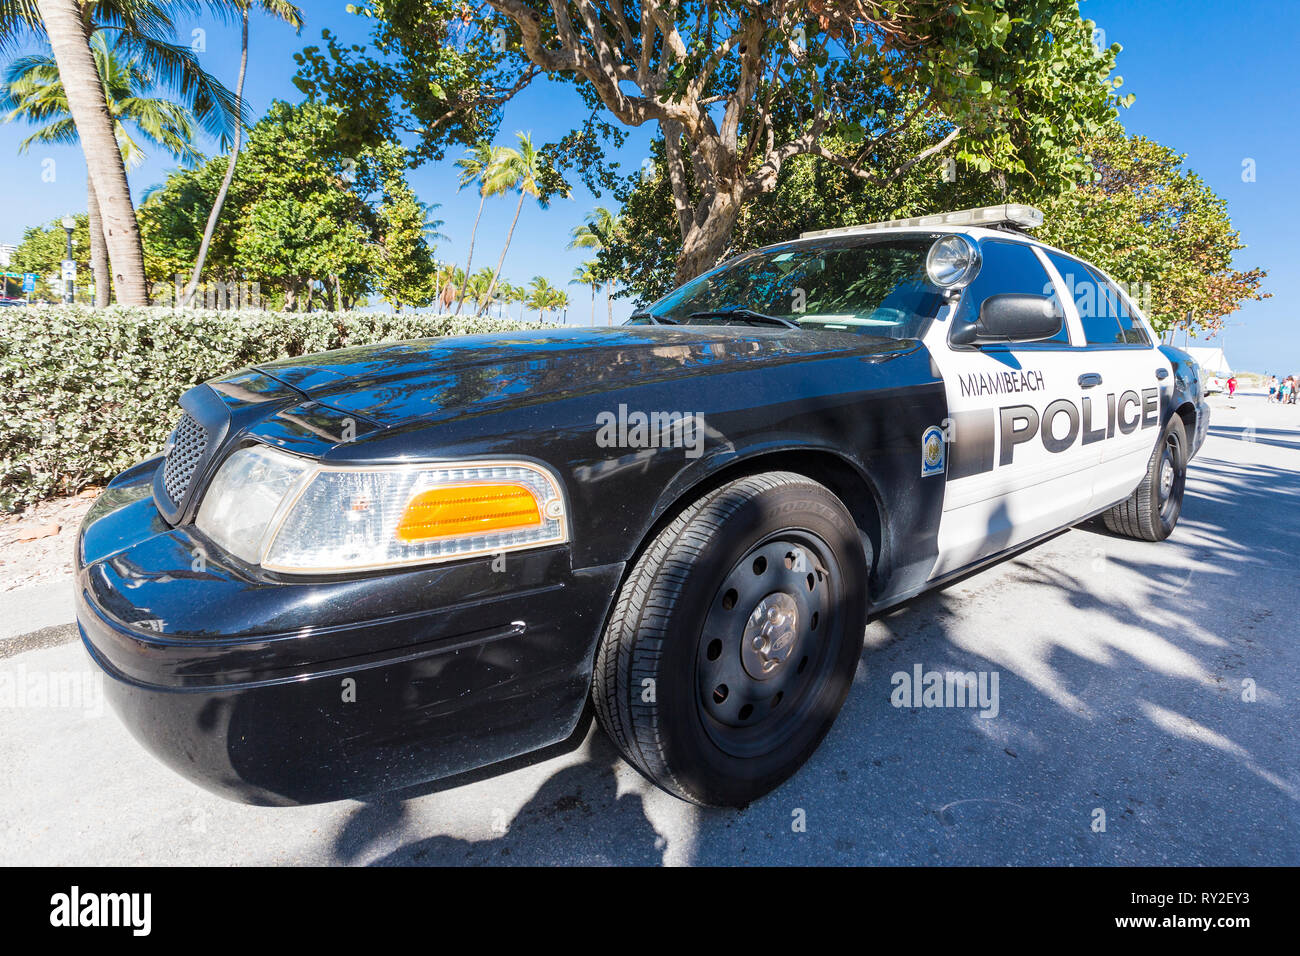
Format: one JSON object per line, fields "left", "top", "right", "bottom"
{"left": 635, "top": 234, "right": 946, "bottom": 339}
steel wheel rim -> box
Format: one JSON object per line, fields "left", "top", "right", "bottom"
{"left": 695, "top": 530, "right": 840, "bottom": 759}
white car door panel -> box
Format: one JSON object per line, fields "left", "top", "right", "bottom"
{"left": 926, "top": 238, "right": 1100, "bottom": 578}
{"left": 1039, "top": 250, "right": 1170, "bottom": 511}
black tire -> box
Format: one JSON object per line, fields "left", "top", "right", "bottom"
{"left": 592, "top": 471, "right": 869, "bottom": 807}
{"left": 1101, "top": 414, "right": 1188, "bottom": 541}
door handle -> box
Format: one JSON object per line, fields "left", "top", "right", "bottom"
{"left": 1156, "top": 368, "right": 1169, "bottom": 380}
{"left": 1078, "top": 373, "right": 1103, "bottom": 388}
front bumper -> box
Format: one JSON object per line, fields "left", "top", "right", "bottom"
{"left": 76, "top": 459, "right": 623, "bottom": 805}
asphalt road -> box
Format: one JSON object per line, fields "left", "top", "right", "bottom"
{"left": 2, "top": 392, "right": 1296, "bottom": 866}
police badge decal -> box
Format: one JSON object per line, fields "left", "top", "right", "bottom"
{"left": 921, "top": 425, "right": 946, "bottom": 477}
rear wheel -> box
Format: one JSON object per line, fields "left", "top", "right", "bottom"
{"left": 1101, "top": 414, "right": 1188, "bottom": 541}
{"left": 592, "top": 472, "right": 869, "bottom": 807}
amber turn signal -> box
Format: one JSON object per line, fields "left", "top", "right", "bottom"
{"left": 396, "top": 483, "right": 542, "bottom": 542}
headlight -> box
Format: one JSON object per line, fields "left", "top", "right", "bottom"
{"left": 195, "top": 445, "right": 568, "bottom": 573}
{"left": 195, "top": 445, "right": 311, "bottom": 564}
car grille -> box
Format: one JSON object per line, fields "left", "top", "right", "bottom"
{"left": 161, "top": 412, "right": 209, "bottom": 506}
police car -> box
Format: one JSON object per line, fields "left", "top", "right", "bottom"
{"left": 76, "top": 204, "right": 1208, "bottom": 808}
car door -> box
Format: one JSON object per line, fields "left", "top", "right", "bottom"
{"left": 925, "top": 236, "right": 1100, "bottom": 578}
{"left": 1041, "top": 253, "right": 1171, "bottom": 512}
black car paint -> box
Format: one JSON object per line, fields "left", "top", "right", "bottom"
{"left": 76, "top": 326, "right": 947, "bottom": 804}
{"left": 1160, "top": 343, "right": 1211, "bottom": 456}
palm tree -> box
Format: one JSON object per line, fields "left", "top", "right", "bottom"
{"left": 5, "top": 0, "right": 242, "bottom": 305}
{"left": 2, "top": 31, "right": 203, "bottom": 306}
{"left": 569, "top": 205, "right": 620, "bottom": 325}
{"left": 502, "top": 281, "right": 523, "bottom": 320}
{"left": 480, "top": 131, "right": 569, "bottom": 314}
{"left": 463, "top": 266, "right": 497, "bottom": 314}
{"left": 550, "top": 287, "right": 569, "bottom": 325}
{"left": 527, "top": 275, "right": 568, "bottom": 324}
{"left": 570, "top": 261, "right": 599, "bottom": 325}
{"left": 433, "top": 262, "right": 463, "bottom": 313}
{"left": 525, "top": 276, "right": 551, "bottom": 322}
{"left": 183, "top": 0, "right": 303, "bottom": 307}
{"left": 496, "top": 280, "right": 523, "bottom": 320}
{"left": 450, "top": 140, "right": 506, "bottom": 316}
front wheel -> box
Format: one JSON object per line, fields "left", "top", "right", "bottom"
{"left": 592, "top": 472, "right": 869, "bottom": 807}
{"left": 1101, "top": 414, "right": 1188, "bottom": 541}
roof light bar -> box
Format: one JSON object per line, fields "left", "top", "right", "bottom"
{"left": 800, "top": 204, "right": 1045, "bottom": 240}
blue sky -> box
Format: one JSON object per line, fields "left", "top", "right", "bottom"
{"left": 1, "top": 1, "right": 1295, "bottom": 371}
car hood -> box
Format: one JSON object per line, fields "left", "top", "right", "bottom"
{"left": 250, "top": 326, "right": 916, "bottom": 428}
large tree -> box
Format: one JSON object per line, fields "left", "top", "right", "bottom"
{"left": 32, "top": 0, "right": 148, "bottom": 302}
{"left": 183, "top": 0, "right": 303, "bottom": 308}
{"left": 297, "top": 0, "right": 1123, "bottom": 283}
{"left": 606, "top": 119, "right": 1267, "bottom": 337}
{"left": 139, "top": 100, "right": 437, "bottom": 311}
{"left": 2, "top": 31, "right": 203, "bottom": 306}
{"left": 6, "top": 0, "right": 241, "bottom": 304}
{"left": 1035, "top": 127, "right": 1268, "bottom": 338}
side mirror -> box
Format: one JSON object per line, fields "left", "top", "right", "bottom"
{"left": 951, "top": 293, "right": 1064, "bottom": 346}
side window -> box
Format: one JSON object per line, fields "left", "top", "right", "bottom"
{"left": 1105, "top": 277, "right": 1152, "bottom": 345}
{"left": 1044, "top": 252, "right": 1124, "bottom": 346}
{"left": 955, "top": 239, "right": 1069, "bottom": 345}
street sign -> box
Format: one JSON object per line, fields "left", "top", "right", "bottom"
{"left": 22, "top": 273, "right": 36, "bottom": 293}
{"left": 61, "top": 259, "right": 77, "bottom": 282}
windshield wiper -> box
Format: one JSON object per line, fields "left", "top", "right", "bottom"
{"left": 629, "top": 310, "right": 679, "bottom": 325}
{"left": 688, "top": 308, "right": 799, "bottom": 329}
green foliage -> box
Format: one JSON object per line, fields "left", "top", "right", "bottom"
{"left": 1034, "top": 127, "right": 1269, "bottom": 337}
{"left": 8, "top": 215, "right": 93, "bottom": 302}
{"left": 295, "top": 1, "right": 522, "bottom": 164}
{"left": 0, "top": 305, "right": 539, "bottom": 511}
{"left": 295, "top": 1, "right": 1122, "bottom": 279}
{"left": 606, "top": 122, "right": 1267, "bottom": 336}
{"left": 1, "top": 31, "right": 203, "bottom": 169}
{"left": 138, "top": 101, "right": 438, "bottom": 310}
{"left": 605, "top": 124, "right": 1007, "bottom": 302}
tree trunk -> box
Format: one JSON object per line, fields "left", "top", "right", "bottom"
{"left": 184, "top": 9, "right": 248, "bottom": 308}
{"left": 86, "top": 172, "right": 110, "bottom": 306}
{"left": 675, "top": 192, "right": 742, "bottom": 286}
{"left": 590, "top": 285, "right": 595, "bottom": 325}
{"left": 452, "top": 192, "right": 487, "bottom": 316}
{"left": 481, "top": 191, "right": 523, "bottom": 314}
{"left": 606, "top": 282, "right": 612, "bottom": 326}
{"left": 37, "top": 0, "right": 148, "bottom": 305}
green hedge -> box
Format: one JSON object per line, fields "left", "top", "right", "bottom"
{"left": 0, "top": 306, "right": 539, "bottom": 512}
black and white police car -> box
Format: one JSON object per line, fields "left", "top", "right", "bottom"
{"left": 78, "top": 204, "right": 1209, "bottom": 807}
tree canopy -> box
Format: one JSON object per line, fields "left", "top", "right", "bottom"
{"left": 601, "top": 117, "right": 1266, "bottom": 337}
{"left": 295, "top": 0, "right": 1125, "bottom": 283}
{"left": 138, "top": 100, "right": 438, "bottom": 310}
